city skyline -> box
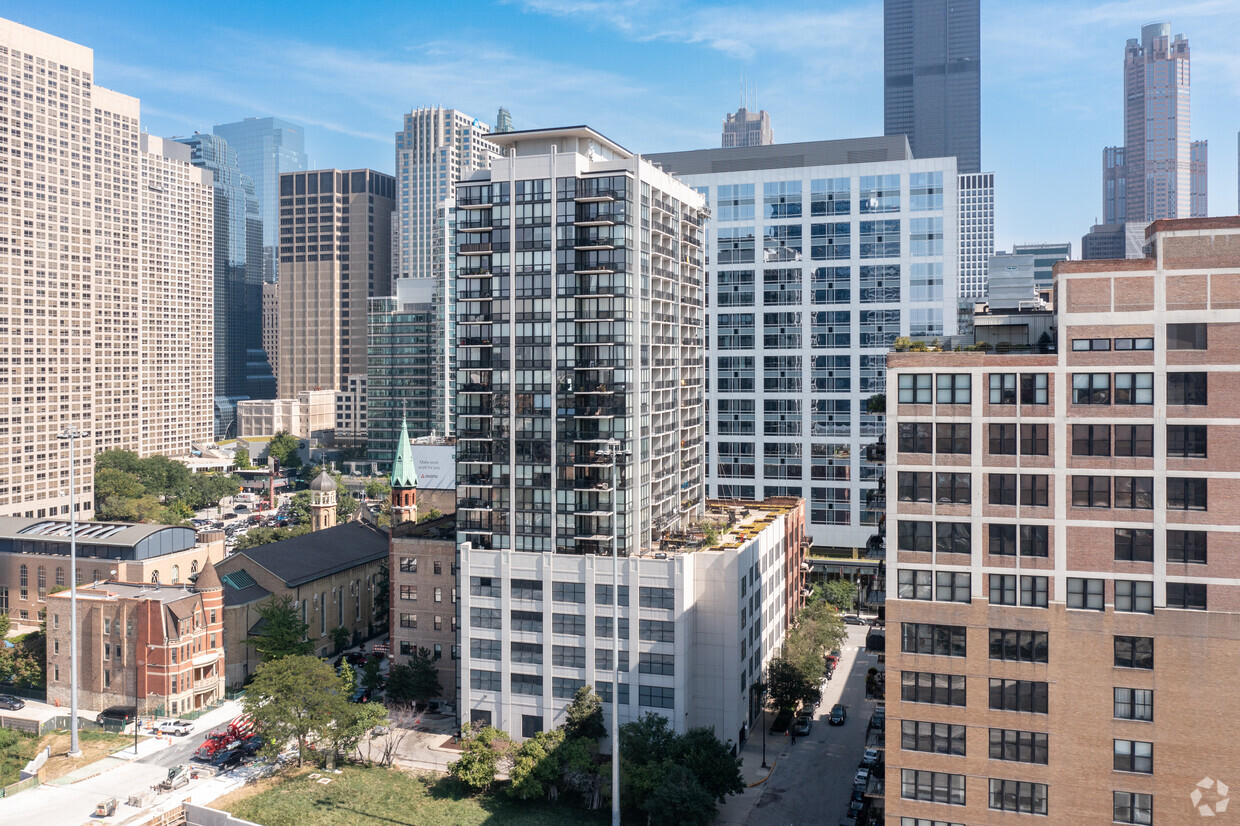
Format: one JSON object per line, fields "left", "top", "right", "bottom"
{"left": 4, "top": 1, "right": 1238, "bottom": 254}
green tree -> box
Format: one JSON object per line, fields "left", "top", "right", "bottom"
{"left": 384, "top": 663, "right": 417, "bottom": 706}
{"left": 508, "top": 727, "right": 566, "bottom": 801}
{"left": 564, "top": 685, "right": 605, "bottom": 741}
{"left": 364, "top": 479, "right": 390, "bottom": 500}
{"left": 244, "top": 594, "right": 313, "bottom": 661}
{"left": 403, "top": 646, "right": 443, "bottom": 706}
{"left": 822, "top": 579, "right": 858, "bottom": 612}
{"left": 416, "top": 507, "right": 443, "bottom": 523}
{"left": 644, "top": 764, "right": 717, "bottom": 826}
{"left": 94, "top": 467, "right": 146, "bottom": 504}
{"left": 618, "top": 713, "right": 743, "bottom": 819}
{"left": 448, "top": 725, "right": 512, "bottom": 793}
{"left": 0, "top": 612, "right": 9, "bottom": 638}
{"left": 234, "top": 447, "right": 252, "bottom": 469}
{"left": 336, "top": 489, "right": 359, "bottom": 519}
{"left": 288, "top": 491, "right": 311, "bottom": 525}
{"left": 865, "top": 393, "right": 886, "bottom": 414}
{"left": 337, "top": 660, "right": 357, "bottom": 698}
{"left": 360, "top": 657, "right": 384, "bottom": 694}
{"left": 244, "top": 655, "right": 348, "bottom": 767}
{"left": 268, "top": 431, "right": 302, "bottom": 468}
{"left": 764, "top": 656, "right": 812, "bottom": 712}
{"left": 96, "top": 448, "right": 142, "bottom": 474}
{"left": 329, "top": 700, "right": 389, "bottom": 766}
{"left": 670, "top": 726, "right": 744, "bottom": 804}
{"left": 331, "top": 625, "right": 351, "bottom": 654}
{"left": 557, "top": 735, "right": 604, "bottom": 809}
{"left": 233, "top": 524, "right": 313, "bottom": 551}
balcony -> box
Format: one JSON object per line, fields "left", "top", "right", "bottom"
{"left": 459, "top": 268, "right": 492, "bottom": 279}
{"left": 459, "top": 289, "right": 493, "bottom": 301}
{"left": 459, "top": 381, "right": 493, "bottom": 394}
{"left": 574, "top": 186, "right": 620, "bottom": 202}
{"left": 459, "top": 242, "right": 492, "bottom": 254}
{"left": 866, "top": 533, "right": 885, "bottom": 555}
{"left": 459, "top": 335, "right": 493, "bottom": 348}
{"left": 864, "top": 440, "right": 886, "bottom": 464}
{"left": 457, "top": 447, "right": 494, "bottom": 464}
{"left": 865, "top": 489, "right": 886, "bottom": 512}
{"left": 459, "top": 471, "right": 492, "bottom": 486}
{"left": 458, "top": 497, "right": 493, "bottom": 511}
{"left": 457, "top": 426, "right": 492, "bottom": 440}
{"left": 457, "top": 403, "right": 493, "bottom": 418}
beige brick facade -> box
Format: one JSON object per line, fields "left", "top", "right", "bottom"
{"left": 389, "top": 515, "right": 458, "bottom": 704}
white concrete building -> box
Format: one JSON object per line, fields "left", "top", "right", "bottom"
{"left": 958, "top": 172, "right": 995, "bottom": 299}
{"left": 458, "top": 500, "right": 797, "bottom": 744}
{"left": 236, "top": 389, "right": 335, "bottom": 440}
{"left": 648, "top": 136, "right": 961, "bottom": 550}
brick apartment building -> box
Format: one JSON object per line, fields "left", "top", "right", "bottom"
{"left": 884, "top": 218, "right": 1240, "bottom": 825}
{"left": 389, "top": 514, "right": 458, "bottom": 705}
{"left": 46, "top": 560, "right": 225, "bottom": 715}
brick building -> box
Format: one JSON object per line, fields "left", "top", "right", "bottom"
{"left": 883, "top": 217, "right": 1240, "bottom": 824}
{"left": 389, "top": 514, "right": 458, "bottom": 705}
{"left": 45, "top": 560, "right": 225, "bottom": 715}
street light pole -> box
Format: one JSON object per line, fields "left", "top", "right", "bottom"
{"left": 597, "top": 438, "right": 629, "bottom": 826}
{"left": 59, "top": 426, "right": 85, "bottom": 758}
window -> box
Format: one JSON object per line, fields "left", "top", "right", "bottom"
{"left": 900, "top": 623, "right": 967, "bottom": 657}
{"left": 639, "top": 685, "right": 675, "bottom": 709}
{"left": 898, "top": 521, "right": 933, "bottom": 552}
{"left": 897, "top": 373, "right": 932, "bottom": 404}
{"left": 434, "top": 587, "right": 443, "bottom": 603}
{"left": 510, "top": 610, "right": 542, "bottom": 632}
{"left": 989, "top": 524, "right": 1016, "bottom": 556}
{"left": 639, "top": 652, "right": 675, "bottom": 675}
{"left": 902, "top": 721, "right": 966, "bottom": 755}
{"left": 1115, "top": 580, "right": 1153, "bottom": 613}
{"left": 898, "top": 569, "right": 932, "bottom": 601}
{"left": 522, "top": 715, "right": 543, "bottom": 738}
{"left": 595, "top": 616, "right": 629, "bottom": 639}
{"left": 552, "top": 613, "right": 586, "bottom": 636}
{"left": 1071, "top": 476, "right": 1110, "bottom": 507}
{"left": 989, "top": 474, "right": 1016, "bottom": 506}
{"left": 988, "top": 779, "right": 1048, "bottom": 815}
{"left": 1020, "top": 476, "right": 1049, "bottom": 507}
{"left": 1020, "top": 576, "right": 1048, "bottom": 608}
{"left": 399, "top": 584, "right": 418, "bottom": 602}
{"left": 1167, "top": 582, "right": 1207, "bottom": 610}
{"left": 595, "top": 584, "right": 629, "bottom": 606}
{"left": 1167, "top": 322, "right": 1207, "bottom": 349}
{"left": 1020, "top": 423, "right": 1049, "bottom": 455}
{"left": 1114, "top": 424, "right": 1153, "bottom": 457}
{"left": 935, "top": 523, "right": 971, "bottom": 556}
{"left": 1114, "top": 477, "right": 1154, "bottom": 509}
{"left": 639, "top": 587, "right": 675, "bottom": 610}
{"left": 1067, "top": 577, "right": 1104, "bottom": 610}
{"left": 900, "top": 770, "right": 966, "bottom": 805}
{"left": 989, "top": 373, "right": 1016, "bottom": 404}
{"left": 470, "top": 638, "right": 502, "bottom": 661}
{"left": 1072, "top": 373, "right": 1110, "bottom": 404}
{"left": 1167, "top": 371, "right": 1207, "bottom": 405}
{"left": 935, "top": 423, "right": 971, "bottom": 454}
{"left": 1115, "top": 688, "right": 1153, "bottom": 721}
{"left": 639, "top": 619, "right": 675, "bottom": 643}
{"left": 936, "top": 572, "right": 971, "bottom": 603}
{"left": 1168, "top": 530, "right": 1207, "bottom": 564}
{"left": 1114, "top": 528, "right": 1153, "bottom": 562}
{"left": 1167, "top": 425, "right": 1207, "bottom": 458}
{"left": 1072, "top": 424, "right": 1110, "bottom": 456}
{"left": 1020, "top": 525, "right": 1048, "bottom": 557}
{"left": 989, "top": 679, "right": 1048, "bottom": 713}
{"left": 1114, "top": 791, "right": 1153, "bottom": 825}
{"left": 936, "top": 374, "right": 971, "bottom": 404}
{"left": 399, "top": 613, "right": 417, "bottom": 628}
{"left": 512, "top": 642, "right": 542, "bottom": 664}
{"left": 511, "top": 579, "right": 543, "bottom": 600}
{"left": 1072, "top": 337, "right": 1111, "bottom": 351}
{"left": 1167, "top": 477, "right": 1207, "bottom": 510}
{"left": 989, "top": 729, "right": 1048, "bottom": 764}
{"left": 511, "top": 673, "right": 543, "bottom": 695}
{"left": 936, "top": 473, "right": 970, "bottom": 504}
{"left": 1114, "top": 373, "right": 1153, "bottom": 405}
{"left": 988, "top": 424, "right": 1016, "bottom": 455}
{"left": 470, "top": 576, "right": 499, "bottom": 597}
{"left": 898, "top": 472, "right": 933, "bottom": 502}
{"left": 552, "top": 645, "right": 585, "bottom": 668}
{"left": 595, "top": 648, "right": 629, "bottom": 672}
{"left": 471, "top": 670, "right": 501, "bottom": 691}
{"left": 1114, "top": 337, "right": 1154, "bottom": 350}
{"left": 1114, "top": 739, "right": 1153, "bottom": 773}
{"left": 1115, "top": 636, "right": 1154, "bottom": 669}
{"left": 989, "top": 629, "right": 1048, "bottom": 663}
{"left": 989, "top": 574, "right": 1016, "bottom": 605}
{"left": 553, "top": 677, "right": 585, "bottom": 699}
{"left": 1020, "top": 373, "right": 1049, "bottom": 405}
{"left": 400, "top": 557, "right": 418, "bottom": 573}
{"left": 553, "top": 581, "right": 585, "bottom": 604}
{"left": 898, "top": 422, "right": 933, "bottom": 453}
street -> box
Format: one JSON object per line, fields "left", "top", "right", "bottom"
{"left": 719, "top": 624, "right": 881, "bottom": 826}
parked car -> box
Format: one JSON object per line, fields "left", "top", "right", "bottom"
{"left": 0, "top": 694, "right": 25, "bottom": 711}
{"left": 209, "top": 747, "right": 244, "bottom": 771}
{"left": 828, "top": 704, "right": 847, "bottom": 725}
{"left": 239, "top": 735, "right": 265, "bottom": 756}
{"left": 98, "top": 705, "right": 138, "bottom": 725}
{"left": 791, "top": 716, "right": 812, "bottom": 736}
{"left": 852, "top": 767, "right": 870, "bottom": 789}
{"left": 847, "top": 799, "right": 865, "bottom": 819}
{"left": 861, "top": 747, "right": 880, "bottom": 767}
{"left": 843, "top": 614, "right": 867, "bottom": 625}
{"left": 156, "top": 720, "right": 194, "bottom": 737}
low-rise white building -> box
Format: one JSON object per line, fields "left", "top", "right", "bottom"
{"left": 458, "top": 500, "right": 802, "bottom": 746}
{"left": 236, "top": 389, "right": 336, "bottom": 440}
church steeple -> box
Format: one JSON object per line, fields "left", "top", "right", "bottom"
{"left": 390, "top": 418, "right": 418, "bottom": 525}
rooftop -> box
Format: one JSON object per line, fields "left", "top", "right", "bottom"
{"left": 652, "top": 498, "right": 801, "bottom": 555}
{"left": 221, "top": 520, "right": 387, "bottom": 588}
{"left": 47, "top": 580, "right": 202, "bottom": 605}
{"left": 646, "top": 135, "right": 914, "bottom": 177}
{"left": 485, "top": 125, "right": 632, "bottom": 159}
{"left": 0, "top": 517, "right": 199, "bottom": 559}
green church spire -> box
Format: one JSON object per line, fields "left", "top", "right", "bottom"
{"left": 390, "top": 417, "right": 418, "bottom": 489}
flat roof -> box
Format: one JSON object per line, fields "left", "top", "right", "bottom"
{"left": 48, "top": 580, "right": 200, "bottom": 605}
{"left": 485, "top": 125, "right": 632, "bottom": 159}
{"left": 646, "top": 135, "right": 914, "bottom": 177}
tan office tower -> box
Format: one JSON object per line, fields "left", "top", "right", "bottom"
{"left": 139, "top": 135, "right": 214, "bottom": 456}
{"left": 0, "top": 19, "right": 215, "bottom": 521}
{"left": 883, "top": 217, "right": 1240, "bottom": 825}
{"left": 276, "top": 169, "right": 395, "bottom": 397}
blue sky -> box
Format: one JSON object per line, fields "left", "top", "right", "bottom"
{"left": 6, "top": 1, "right": 1240, "bottom": 251}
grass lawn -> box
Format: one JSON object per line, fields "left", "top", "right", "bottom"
{"left": 40, "top": 730, "right": 139, "bottom": 781}
{"left": 217, "top": 765, "right": 609, "bottom": 826}
{"left": 0, "top": 728, "right": 39, "bottom": 786}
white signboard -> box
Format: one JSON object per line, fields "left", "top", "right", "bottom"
{"left": 412, "top": 444, "right": 456, "bottom": 490}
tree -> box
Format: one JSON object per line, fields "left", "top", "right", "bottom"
{"left": 234, "top": 447, "right": 252, "bottom": 469}
{"left": 416, "top": 507, "right": 443, "bottom": 523}
{"left": 865, "top": 393, "right": 886, "bottom": 414}
{"left": 508, "top": 727, "right": 567, "bottom": 801}
{"left": 364, "top": 479, "right": 390, "bottom": 500}
{"left": 337, "top": 660, "right": 357, "bottom": 699}
{"left": 288, "top": 491, "right": 311, "bottom": 525}
{"left": 360, "top": 657, "right": 384, "bottom": 694}
{"left": 619, "top": 713, "right": 743, "bottom": 820}
{"left": 233, "top": 524, "right": 313, "bottom": 551}
{"left": 564, "top": 685, "right": 605, "bottom": 741}
{"left": 822, "top": 579, "right": 858, "bottom": 612}
{"left": 331, "top": 700, "right": 389, "bottom": 765}
{"left": 448, "top": 725, "right": 512, "bottom": 793}
{"left": 670, "top": 726, "right": 744, "bottom": 804}
{"left": 331, "top": 625, "right": 351, "bottom": 654}
{"left": 764, "top": 656, "right": 813, "bottom": 712}
{"left": 244, "top": 655, "right": 348, "bottom": 767}
{"left": 244, "top": 594, "right": 313, "bottom": 661}
{"left": 0, "top": 612, "right": 9, "bottom": 638}
{"left": 405, "top": 647, "right": 443, "bottom": 706}
{"left": 384, "top": 663, "right": 417, "bottom": 706}
{"left": 268, "top": 431, "right": 302, "bottom": 468}
{"left": 643, "top": 764, "right": 717, "bottom": 826}
{"left": 336, "top": 489, "right": 359, "bottom": 519}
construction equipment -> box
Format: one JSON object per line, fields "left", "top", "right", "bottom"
{"left": 193, "top": 713, "right": 256, "bottom": 761}
{"left": 158, "top": 764, "right": 191, "bottom": 791}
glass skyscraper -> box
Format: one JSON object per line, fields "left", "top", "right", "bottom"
{"left": 174, "top": 132, "right": 274, "bottom": 439}
{"left": 883, "top": 0, "right": 981, "bottom": 175}
{"left": 213, "top": 117, "right": 308, "bottom": 283}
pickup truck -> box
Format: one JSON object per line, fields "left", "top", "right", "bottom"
{"left": 157, "top": 720, "right": 194, "bottom": 737}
